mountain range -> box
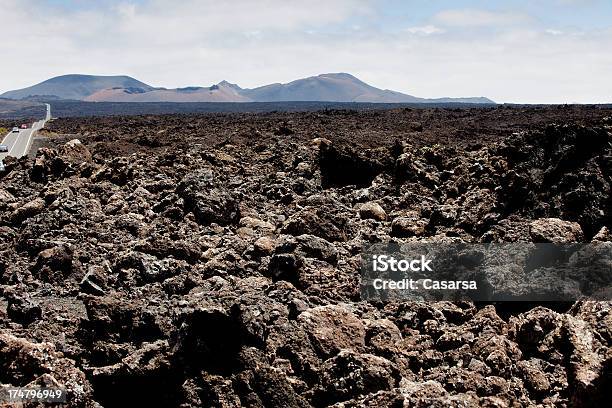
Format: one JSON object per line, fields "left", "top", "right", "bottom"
{"left": 1, "top": 73, "right": 494, "bottom": 104}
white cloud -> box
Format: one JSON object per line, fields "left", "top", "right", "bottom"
{"left": 0, "top": 1, "right": 610, "bottom": 103}
{"left": 433, "top": 9, "right": 533, "bottom": 27}
{"left": 404, "top": 25, "right": 445, "bottom": 35}
{"left": 545, "top": 29, "right": 564, "bottom": 35}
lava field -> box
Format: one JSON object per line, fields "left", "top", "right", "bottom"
{"left": 0, "top": 106, "right": 611, "bottom": 407}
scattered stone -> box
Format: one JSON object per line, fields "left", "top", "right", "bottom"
{"left": 591, "top": 226, "right": 610, "bottom": 242}
{"left": 318, "top": 350, "right": 399, "bottom": 404}
{"left": 359, "top": 202, "right": 387, "bottom": 221}
{"left": 7, "top": 294, "right": 42, "bottom": 325}
{"left": 298, "top": 304, "right": 366, "bottom": 358}
{"left": 391, "top": 215, "right": 427, "bottom": 237}
{"left": 529, "top": 218, "right": 584, "bottom": 243}
{"left": 254, "top": 236, "right": 277, "bottom": 254}
{"left": 34, "top": 245, "right": 74, "bottom": 282}
{"left": 10, "top": 197, "right": 45, "bottom": 224}
{"left": 240, "top": 216, "right": 276, "bottom": 232}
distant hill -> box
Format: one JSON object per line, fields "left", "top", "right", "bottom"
{"left": 0, "top": 98, "right": 46, "bottom": 119}
{"left": 243, "top": 73, "right": 424, "bottom": 103}
{"left": 2, "top": 73, "right": 494, "bottom": 104}
{"left": 1, "top": 74, "right": 154, "bottom": 100}
{"left": 84, "top": 81, "right": 250, "bottom": 102}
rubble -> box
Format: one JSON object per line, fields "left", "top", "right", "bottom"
{"left": 0, "top": 107, "right": 610, "bottom": 407}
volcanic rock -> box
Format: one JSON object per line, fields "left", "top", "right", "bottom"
{"left": 0, "top": 107, "right": 610, "bottom": 407}
{"left": 7, "top": 293, "right": 42, "bottom": 325}
{"left": 391, "top": 213, "right": 428, "bottom": 237}
{"left": 529, "top": 218, "right": 585, "bottom": 243}
{"left": 359, "top": 202, "right": 387, "bottom": 221}
{"left": 0, "top": 333, "right": 95, "bottom": 407}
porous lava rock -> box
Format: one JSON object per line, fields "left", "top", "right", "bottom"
{"left": 0, "top": 107, "right": 610, "bottom": 407}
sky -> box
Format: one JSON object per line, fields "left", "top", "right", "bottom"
{"left": 1, "top": 0, "right": 611, "bottom": 103}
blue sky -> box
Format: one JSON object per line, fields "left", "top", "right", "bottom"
{"left": 2, "top": 0, "right": 611, "bottom": 103}
{"left": 41, "top": 0, "right": 612, "bottom": 28}
{"left": 383, "top": 0, "right": 612, "bottom": 28}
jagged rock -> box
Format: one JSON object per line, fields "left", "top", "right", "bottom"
{"left": 390, "top": 213, "right": 427, "bottom": 237}
{"left": 319, "top": 144, "right": 387, "bottom": 188}
{"left": 317, "top": 350, "right": 399, "bottom": 404}
{"left": 364, "top": 319, "right": 402, "bottom": 354}
{"left": 517, "top": 359, "right": 551, "bottom": 395}
{"left": 562, "top": 315, "right": 605, "bottom": 405}
{"left": 62, "top": 139, "right": 93, "bottom": 164}
{"left": 0, "top": 188, "right": 16, "bottom": 206}
{"left": 282, "top": 206, "right": 348, "bottom": 242}
{"left": 240, "top": 216, "right": 276, "bottom": 232}
{"left": 34, "top": 245, "right": 74, "bottom": 282}
{"left": 0, "top": 333, "right": 95, "bottom": 407}
{"left": 359, "top": 202, "right": 387, "bottom": 221}
{"left": 297, "top": 304, "right": 365, "bottom": 358}
{"left": 114, "top": 251, "right": 190, "bottom": 286}
{"left": 0, "top": 108, "right": 609, "bottom": 408}
{"left": 10, "top": 197, "right": 45, "bottom": 224}
{"left": 88, "top": 340, "right": 180, "bottom": 407}
{"left": 429, "top": 204, "right": 457, "bottom": 228}
{"left": 395, "top": 151, "right": 440, "bottom": 186}
{"left": 591, "top": 226, "right": 611, "bottom": 242}
{"left": 294, "top": 234, "right": 338, "bottom": 264}
{"left": 394, "top": 379, "right": 481, "bottom": 407}
{"left": 457, "top": 188, "right": 498, "bottom": 232}
{"left": 254, "top": 236, "right": 277, "bottom": 254}
{"left": 7, "top": 293, "right": 42, "bottom": 325}
{"left": 177, "top": 170, "right": 240, "bottom": 225}
{"left": 509, "top": 307, "right": 563, "bottom": 358}
{"left": 529, "top": 217, "right": 584, "bottom": 243}
{"left": 81, "top": 293, "right": 164, "bottom": 342}
{"left": 480, "top": 215, "right": 531, "bottom": 242}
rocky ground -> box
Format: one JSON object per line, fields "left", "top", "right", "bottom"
{"left": 0, "top": 106, "right": 611, "bottom": 407}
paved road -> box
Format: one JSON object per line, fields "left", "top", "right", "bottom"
{"left": 0, "top": 103, "right": 51, "bottom": 161}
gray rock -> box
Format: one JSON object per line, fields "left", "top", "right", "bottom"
{"left": 529, "top": 218, "right": 584, "bottom": 243}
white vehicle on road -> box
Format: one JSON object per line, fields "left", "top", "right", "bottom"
{"left": 2, "top": 105, "right": 51, "bottom": 159}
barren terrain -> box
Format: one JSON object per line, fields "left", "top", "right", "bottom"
{"left": 0, "top": 106, "right": 611, "bottom": 407}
